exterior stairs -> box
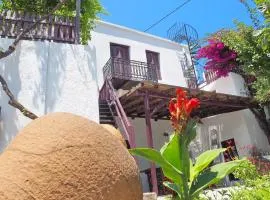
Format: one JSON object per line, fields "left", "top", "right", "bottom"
{"left": 99, "top": 100, "right": 116, "bottom": 127}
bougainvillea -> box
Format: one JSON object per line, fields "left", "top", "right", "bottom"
{"left": 196, "top": 39, "right": 238, "bottom": 77}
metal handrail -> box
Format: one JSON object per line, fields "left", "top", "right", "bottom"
{"left": 103, "top": 57, "right": 158, "bottom": 83}
{"left": 205, "top": 70, "right": 218, "bottom": 84}
{"left": 100, "top": 78, "right": 136, "bottom": 148}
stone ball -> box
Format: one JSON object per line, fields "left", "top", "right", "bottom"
{"left": 101, "top": 124, "right": 127, "bottom": 147}
{"left": 0, "top": 113, "right": 142, "bottom": 200}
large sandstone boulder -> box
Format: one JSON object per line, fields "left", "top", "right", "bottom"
{"left": 101, "top": 124, "right": 127, "bottom": 147}
{"left": 0, "top": 113, "right": 142, "bottom": 200}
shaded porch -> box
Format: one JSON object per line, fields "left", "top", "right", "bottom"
{"left": 99, "top": 80, "right": 258, "bottom": 195}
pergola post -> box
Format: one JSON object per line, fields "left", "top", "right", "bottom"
{"left": 75, "top": 0, "right": 81, "bottom": 44}
{"left": 144, "top": 91, "right": 158, "bottom": 194}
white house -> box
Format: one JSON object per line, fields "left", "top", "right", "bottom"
{"left": 0, "top": 20, "right": 269, "bottom": 195}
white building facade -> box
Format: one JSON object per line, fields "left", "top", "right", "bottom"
{"left": 0, "top": 20, "right": 269, "bottom": 193}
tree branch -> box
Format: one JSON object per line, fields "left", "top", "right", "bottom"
{"left": 250, "top": 107, "right": 270, "bottom": 144}
{"left": 0, "top": 0, "right": 69, "bottom": 59}
{"left": 0, "top": 75, "right": 38, "bottom": 119}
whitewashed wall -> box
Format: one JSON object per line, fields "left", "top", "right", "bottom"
{"left": 0, "top": 38, "right": 99, "bottom": 152}
{"left": 131, "top": 118, "right": 173, "bottom": 193}
{"left": 201, "top": 72, "right": 249, "bottom": 96}
{"left": 198, "top": 72, "right": 270, "bottom": 155}
{"left": 197, "top": 110, "right": 270, "bottom": 157}
{"left": 91, "top": 21, "right": 189, "bottom": 89}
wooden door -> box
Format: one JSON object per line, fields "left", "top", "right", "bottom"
{"left": 146, "top": 51, "right": 161, "bottom": 81}
{"left": 110, "top": 44, "right": 130, "bottom": 79}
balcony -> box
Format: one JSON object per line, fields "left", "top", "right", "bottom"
{"left": 205, "top": 70, "right": 218, "bottom": 84}
{"left": 103, "top": 57, "right": 159, "bottom": 90}
{"left": 0, "top": 10, "right": 76, "bottom": 43}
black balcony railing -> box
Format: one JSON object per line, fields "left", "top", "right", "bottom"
{"left": 103, "top": 57, "right": 159, "bottom": 83}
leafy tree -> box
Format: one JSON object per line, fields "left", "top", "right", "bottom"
{"left": 0, "top": 0, "right": 103, "bottom": 119}
{"left": 204, "top": 0, "right": 270, "bottom": 103}
{"left": 212, "top": 22, "right": 270, "bottom": 103}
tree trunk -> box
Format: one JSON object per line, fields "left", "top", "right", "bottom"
{"left": 250, "top": 108, "right": 270, "bottom": 144}
{"left": 0, "top": 75, "right": 38, "bottom": 119}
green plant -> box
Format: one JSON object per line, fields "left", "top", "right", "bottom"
{"left": 204, "top": 0, "right": 270, "bottom": 103}
{"left": 0, "top": 0, "right": 104, "bottom": 44}
{"left": 212, "top": 22, "right": 270, "bottom": 103}
{"left": 129, "top": 88, "right": 244, "bottom": 200}
{"left": 231, "top": 160, "right": 270, "bottom": 200}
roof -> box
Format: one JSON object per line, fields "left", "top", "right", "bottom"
{"left": 119, "top": 82, "right": 258, "bottom": 120}
{"left": 95, "top": 20, "right": 188, "bottom": 49}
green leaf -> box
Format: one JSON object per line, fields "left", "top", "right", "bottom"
{"left": 163, "top": 181, "right": 182, "bottom": 198}
{"left": 161, "top": 134, "right": 181, "bottom": 171}
{"left": 191, "top": 148, "right": 226, "bottom": 182}
{"left": 129, "top": 148, "right": 183, "bottom": 183}
{"left": 253, "top": 29, "right": 263, "bottom": 37}
{"left": 178, "top": 134, "right": 191, "bottom": 180}
{"left": 184, "top": 120, "right": 197, "bottom": 146}
{"left": 190, "top": 159, "right": 245, "bottom": 198}
{"left": 129, "top": 148, "right": 166, "bottom": 167}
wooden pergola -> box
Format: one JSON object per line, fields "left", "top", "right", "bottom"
{"left": 118, "top": 81, "right": 258, "bottom": 194}
{"left": 120, "top": 82, "right": 257, "bottom": 120}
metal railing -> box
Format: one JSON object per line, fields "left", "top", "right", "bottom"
{"left": 205, "top": 70, "right": 218, "bottom": 84}
{"left": 99, "top": 78, "right": 136, "bottom": 148}
{"left": 103, "top": 57, "right": 158, "bottom": 82}
{"left": 0, "top": 10, "right": 76, "bottom": 43}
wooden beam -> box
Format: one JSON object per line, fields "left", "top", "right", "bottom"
{"left": 200, "top": 100, "right": 248, "bottom": 108}
{"left": 137, "top": 90, "right": 172, "bottom": 99}
{"left": 125, "top": 98, "right": 164, "bottom": 116}
{"left": 151, "top": 100, "right": 168, "bottom": 117}
{"left": 144, "top": 91, "right": 158, "bottom": 194}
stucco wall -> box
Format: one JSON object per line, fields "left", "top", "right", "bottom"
{"left": 131, "top": 118, "right": 173, "bottom": 170}
{"left": 197, "top": 72, "right": 270, "bottom": 156}
{"left": 0, "top": 38, "right": 99, "bottom": 152}
{"left": 198, "top": 110, "right": 270, "bottom": 157}
{"left": 131, "top": 118, "right": 173, "bottom": 193}
{"left": 201, "top": 72, "right": 249, "bottom": 97}
{"left": 91, "top": 21, "right": 189, "bottom": 89}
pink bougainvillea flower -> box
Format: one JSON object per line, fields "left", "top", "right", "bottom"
{"left": 196, "top": 39, "right": 238, "bottom": 78}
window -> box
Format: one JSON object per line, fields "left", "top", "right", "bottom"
{"left": 110, "top": 43, "right": 131, "bottom": 78}
{"left": 110, "top": 43, "right": 130, "bottom": 60}
{"left": 146, "top": 50, "right": 161, "bottom": 80}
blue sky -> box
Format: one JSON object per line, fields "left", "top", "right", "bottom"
{"left": 99, "top": 0, "right": 253, "bottom": 39}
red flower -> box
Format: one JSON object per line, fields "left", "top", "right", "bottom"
{"left": 176, "top": 88, "right": 187, "bottom": 99}
{"left": 168, "top": 88, "right": 200, "bottom": 131}
{"left": 185, "top": 98, "right": 200, "bottom": 115}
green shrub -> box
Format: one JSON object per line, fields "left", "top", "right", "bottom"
{"left": 231, "top": 160, "right": 270, "bottom": 200}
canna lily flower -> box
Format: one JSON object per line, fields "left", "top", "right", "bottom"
{"left": 169, "top": 88, "right": 200, "bottom": 131}
{"left": 185, "top": 98, "right": 200, "bottom": 115}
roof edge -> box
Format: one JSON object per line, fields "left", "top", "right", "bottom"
{"left": 96, "top": 20, "right": 188, "bottom": 48}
